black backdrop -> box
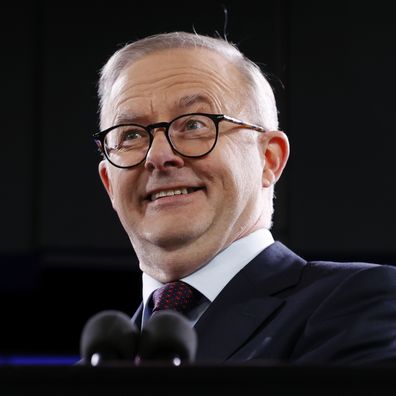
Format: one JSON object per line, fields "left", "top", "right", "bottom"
{"left": 1, "top": 0, "right": 395, "bottom": 356}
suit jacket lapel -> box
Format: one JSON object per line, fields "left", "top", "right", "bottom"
{"left": 194, "top": 242, "right": 306, "bottom": 361}
{"left": 131, "top": 303, "right": 143, "bottom": 330}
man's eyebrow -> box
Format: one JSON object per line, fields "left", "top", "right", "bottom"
{"left": 178, "top": 94, "right": 212, "bottom": 109}
{"left": 114, "top": 112, "right": 143, "bottom": 125}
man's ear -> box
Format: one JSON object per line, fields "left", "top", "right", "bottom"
{"left": 260, "top": 131, "right": 290, "bottom": 188}
{"left": 98, "top": 160, "right": 115, "bottom": 205}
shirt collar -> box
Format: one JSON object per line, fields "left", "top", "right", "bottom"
{"left": 142, "top": 229, "right": 274, "bottom": 308}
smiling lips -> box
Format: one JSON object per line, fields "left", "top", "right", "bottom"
{"left": 150, "top": 187, "right": 200, "bottom": 201}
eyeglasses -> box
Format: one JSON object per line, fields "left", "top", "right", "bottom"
{"left": 93, "top": 113, "right": 267, "bottom": 169}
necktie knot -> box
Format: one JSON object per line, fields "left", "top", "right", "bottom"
{"left": 152, "top": 281, "right": 201, "bottom": 315}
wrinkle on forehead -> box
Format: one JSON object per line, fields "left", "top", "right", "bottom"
{"left": 114, "top": 93, "right": 222, "bottom": 125}
{"left": 112, "top": 67, "right": 237, "bottom": 102}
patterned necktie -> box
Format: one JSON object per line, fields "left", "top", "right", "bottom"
{"left": 152, "top": 281, "right": 201, "bottom": 315}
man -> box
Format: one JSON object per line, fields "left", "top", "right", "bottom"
{"left": 94, "top": 31, "right": 396, "bottom": 365}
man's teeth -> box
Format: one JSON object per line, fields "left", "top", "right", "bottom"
{"left": 151, "top": 188, "right": 190, "bottom": 201}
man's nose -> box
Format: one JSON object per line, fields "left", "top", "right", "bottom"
{"left": 144, "top": 129, "right": 184, "bottom": 171}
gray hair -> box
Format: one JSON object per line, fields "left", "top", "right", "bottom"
{"left": 98, "top": 31, "right": 279, "bottom": 131}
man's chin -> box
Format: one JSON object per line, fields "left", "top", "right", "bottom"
{"left": 138, "top": 221, "right": 210, "bottom": 249}
{"left": 144, "top": 232, "right": 198, "bottom": 250}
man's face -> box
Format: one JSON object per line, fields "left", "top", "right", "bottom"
{"left": 99, "top": 48, "right": 287, "bottom": 282}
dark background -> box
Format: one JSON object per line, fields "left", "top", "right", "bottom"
{"left": 1, "top": 0, "right": 395, "bottom": 357}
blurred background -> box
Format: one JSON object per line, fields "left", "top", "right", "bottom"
{"left": 1, "top": 0, "right": 395, "bottom": 359}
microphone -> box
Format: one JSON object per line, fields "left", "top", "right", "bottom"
{"left": 136, "top": 310, "right": 198, "bottom": 365}
{"left": 80, "top": 310, "right": 139, "bottom": 366}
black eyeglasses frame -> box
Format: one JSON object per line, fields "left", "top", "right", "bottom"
{"left": 93, "top": 113, "right": 267, "bottom": 169}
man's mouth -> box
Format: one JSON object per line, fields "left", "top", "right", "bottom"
{"left": 150, "top": 187, "right": 201, "bottom": 202}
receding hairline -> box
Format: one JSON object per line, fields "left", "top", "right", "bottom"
{"left": 99, "top": 33, "right": 247, "bottom": 105}
{"left": 98, "top": 31, "right": 279, "bottom": 130}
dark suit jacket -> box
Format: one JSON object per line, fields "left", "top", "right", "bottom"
{"left": 132, "top": 241, "right": 396, "bottom": 366}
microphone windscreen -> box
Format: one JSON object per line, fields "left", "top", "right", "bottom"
{"left": 80, "top": 310, "right": 139, "bottom": 364}
{"left": 137, "top": 310, "right": 197, "bottom": 364}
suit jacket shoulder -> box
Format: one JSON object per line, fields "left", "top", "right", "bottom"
{"left": 194, "top": 241, "right": 396, "bottom": 365}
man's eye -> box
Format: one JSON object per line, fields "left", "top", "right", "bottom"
{"left": 185, "top": 119, "right": 204, "bottom": 130}
{"left": 123, "top": 129, "right": 145, "bottom": 140}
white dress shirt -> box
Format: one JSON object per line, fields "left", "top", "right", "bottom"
{"left": 141, "top": 228, "right": 274, "bottom": 326}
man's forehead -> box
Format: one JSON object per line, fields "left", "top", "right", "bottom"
{"left": 101, "top": 47, "right": 249, "bottom": 127}
{"left": 113, "top": 47, "right": 240, "bottom": 89}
